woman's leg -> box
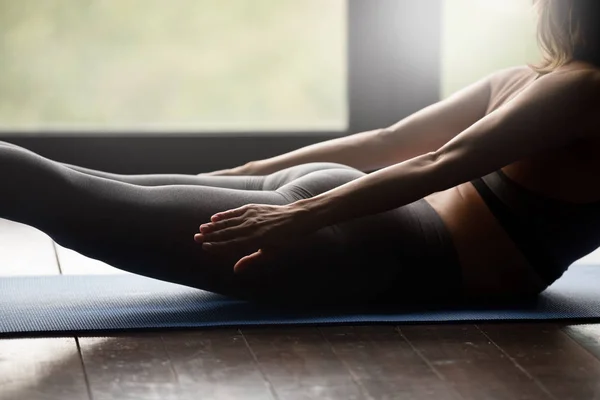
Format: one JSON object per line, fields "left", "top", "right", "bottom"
{"left": 0, "top": 139, "right": 355, "bottom": 189}
{"left": 57, "top": 161, "right": 357, "bottom": 189}
{"left": 2, "top": 144, "right": 428, "bottom": 305}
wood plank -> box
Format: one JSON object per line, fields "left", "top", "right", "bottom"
{"left": 241, "top": 327, "right": 365, "bottom": 400}
{"left": 80, "top": 331, "right": 274, "bottom": 400}
{"left": 320, "top": 325, "right": 462, "bottom": 400}
{"left": 400, "top": 325, "right": 553, "bottom": 400}
{"left": 0, "top": 218, "right": 59, "bottom": 275}
{"left": 161, "top": 330, "right": 276, "bottom": 400}
{"left": 0, "top": 338, "right": 90, "bottom": 400}
{"left": 0, "top": 218, "right": 87, "bottom": 400}
{"left": 480, "top": 323, "right": 600, "bottom": 400}
{"left": 78, "top": 335, "right": 182, "bottom": 400}
{"left": 563, "top": 324, "right": 600, "bottom": 360}
{"left": 55, "top": 243, "right": 127, "bottom": 275}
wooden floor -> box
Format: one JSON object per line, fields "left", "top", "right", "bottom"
{"left": 2, "top": 218, "right": 600, "bottom": 400}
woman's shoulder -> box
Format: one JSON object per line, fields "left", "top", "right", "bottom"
{"left": 497, "top": 64, "right": 535, "bottom": 77}
{"left": 489, "top": 65, "right": 536, "bottom": 88}
{"left": 493, "top": 61, "right": 600, "bottom": 83}
{"left": 487, "top": 63, "right": 599, "bottom": 107}
{"left": 485, "top": 65, "right": 538, "bottom": 114}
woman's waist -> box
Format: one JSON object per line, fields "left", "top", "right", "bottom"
{"left": 424, "top": 185, "right": 549, "bottom": 298}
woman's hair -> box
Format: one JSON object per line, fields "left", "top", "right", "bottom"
{"left": 529, "top": 0, "right": 600, "bottom": 74}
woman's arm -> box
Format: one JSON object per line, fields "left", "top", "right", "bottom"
{"left": 300, "top": 70, "right": 600, "bottom": 225}
{"left": 195, "top": 69, "right": 598, "bottom": 271}
{"left": 244, "top": 128, "right": 388, "bottom": 174}
{"left": 371, "top": 68, "right": 494, "bottom": 170}
{"left": 228, "top": 70, "right": 495, "bottom": 175}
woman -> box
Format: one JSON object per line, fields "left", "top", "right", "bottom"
{"left": 1, "top": 0, "right": 599, "bottom": 306}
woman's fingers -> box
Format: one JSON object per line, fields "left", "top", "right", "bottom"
{"left": 211, "top": 205, "right": 252, "bottom": 222}
{"left": 194, "top": 225, "right": 260, "bottom": 244}
{"left": 233, "top": 251, "right": 262, "bottom": 272}
{"left": 233, "top": 249, "right": 274, "bottom": 273}
{"left": 195, "top": 225, "right": 250, "bottom": 243}
{"left": 199, "top": 217, "right": 243, "bottom": 233}
{"left": 195, "top": 204, "right": 291, "bottom": 261}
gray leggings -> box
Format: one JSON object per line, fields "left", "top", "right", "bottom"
{"left": 0, "top": 141, "right": 462, "bottom": 306}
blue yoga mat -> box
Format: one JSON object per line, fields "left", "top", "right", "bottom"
{"left": 1, "top": 264, "right": 599, "bottom": 335}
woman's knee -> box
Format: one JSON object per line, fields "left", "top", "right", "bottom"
{"left": 274, "top": 167, "right": 365, "bottom": 201}
{"left": 263, "top": 162, "right": 359, "bottom": 191}
{"left": 302, "top": 162, "right": 357, "bottom": 171}
{"left": 276, "top": 162, "right": 358, "bottom": 178}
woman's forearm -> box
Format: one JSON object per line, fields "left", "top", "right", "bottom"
{"left": 247, "top": 129, "right": 389, "bottom": 174}
{"left": 296, "top": 151, "right": 450, "bottom": 227}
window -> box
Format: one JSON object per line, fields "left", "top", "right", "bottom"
{"left": 441, "top": 0, "right": 541, "bottom": 99}
{"left": 0, "top": 1, "right": 441, "bottom": 173}
{"left": 0, "top": 0, "right": 346, "bottom": 132}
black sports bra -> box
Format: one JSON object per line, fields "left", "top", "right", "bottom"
{"left": 471, "top": 169, "right": 600, "bottom": 286}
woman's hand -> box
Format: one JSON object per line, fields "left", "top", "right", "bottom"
{"left": 194, "top": 203, "right": 319, "bottom": 272}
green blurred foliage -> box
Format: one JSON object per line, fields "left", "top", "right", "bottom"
{"left": 0, "top": 1, "right": 546, "bottom": 130}
{"left": 0, "top": 0, "right": 347, "bottom": 130}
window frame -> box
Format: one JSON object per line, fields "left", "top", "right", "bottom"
{"left": 0, "top": 0, "right": 442, "bottom": 174}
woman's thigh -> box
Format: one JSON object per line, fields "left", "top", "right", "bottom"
{"left": 0, "top": 145, "right": 362, "bottom": 299}
{"left": 62, "top": 166, "right": 387, "bottom": 304}
{"left": 56, "top": 169, "right": 407, "bottom": 304}
{"left": 247, "top": 199, "right": 448, "bottom": 306}
{"left": 1, "top": 144, "right": 440, "bottom": 306}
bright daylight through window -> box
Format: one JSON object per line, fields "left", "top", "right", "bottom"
{"left": 441, "top": 0, "right": 541, "bottom": 99}
{"left": 0, "top": 0, "right": 347, "bottom": 132}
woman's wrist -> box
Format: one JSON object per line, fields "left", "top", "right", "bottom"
{"left": 293, "top": 195, "right": 339, "bottom": 230}
{"left": 240, "top": 159, "right": 274, "bottom": 175}
{"left": 235, "top": 161, "right": 259, "bottom": 175}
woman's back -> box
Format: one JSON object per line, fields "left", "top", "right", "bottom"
{"left": 492, "top": 64, "right": 600, "bottom": 204}
{"left": 425, "top": 61, "right": 600, "bottom": 300}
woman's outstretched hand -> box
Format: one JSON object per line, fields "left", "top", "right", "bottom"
{"left": 194, "top": 203, "right": 318, "bottom": 272}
